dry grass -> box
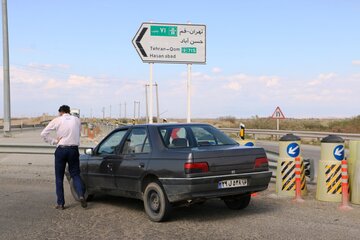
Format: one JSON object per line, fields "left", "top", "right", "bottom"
{"left": 2, "top": 115, "right": 360, "bottom": 134}
{"left": 193, "top": 115, "right": 360, "bottom": 134}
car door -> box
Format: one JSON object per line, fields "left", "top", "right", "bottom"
{"left": 86, "top": 128, "right": 128, "bottom": 191}
{"left": 114, "top": 126, "right": 151, "bottom": 193}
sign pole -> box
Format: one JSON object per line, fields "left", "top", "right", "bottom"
{"left": 149, "top": 63, "right": 153, "bottom": 123}
{"left": 155, "top": 83, "right": 160, "bottom": 123}
{"left": 2, "top": 0, "right": 11, "bottom": 136}
{"left": 271, "top": 106, "right": 285, "bottom": 132}
{"left": 145, "top": 84, "right": 149, "bottom": 123}
{"left": 187, "top": 63, "right": 192, "bottom": 123}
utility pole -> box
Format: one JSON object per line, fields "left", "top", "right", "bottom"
{"left": 102, "top": 107, "right": 105, "bottom": 119}
{"left": 138, "top": 101, "right": 140, "bottom": 120}
{"left": 109, "top": 105, "right": 112, "bottom": 119}
{"left": 120, "top": 104, "right": 122, "bottom": 118}
{"left": 145, "top": 83, "right": 160, "bottom": 123}
{"left": 2, "top": 0, "right": 11, "bottom": 136}
{"left": 134, "top": 101, "right": 140, "bottom": 121}
{"left": 124, "top": 102, "right": 127, "bottom": 119}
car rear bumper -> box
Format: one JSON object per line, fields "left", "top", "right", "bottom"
{"left": 159, "top": 170, "right": 272, "bottom": 203}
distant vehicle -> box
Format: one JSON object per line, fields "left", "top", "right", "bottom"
{"left": 70, "top": 108, "right": 80, "bottom": 118}
{"left": 66, "top": 123, "right": 271, "bottom": 222}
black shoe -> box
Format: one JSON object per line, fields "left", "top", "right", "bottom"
{"left": 55, "top": 205, "right": 65, "bottom": 210}
{"left": 79, "top": 197, "right": 87, "bottom": 208}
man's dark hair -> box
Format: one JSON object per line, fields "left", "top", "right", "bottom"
{"left": 58, "top": 105, "right": 70, "bottom": 113}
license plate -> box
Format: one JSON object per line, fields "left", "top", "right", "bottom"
{"left": 218, "top": 178, "right": 248, "bottom": 189}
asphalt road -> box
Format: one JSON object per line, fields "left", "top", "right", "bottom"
{"left": 1, "top": 130, "right": 360, "bottom": 240}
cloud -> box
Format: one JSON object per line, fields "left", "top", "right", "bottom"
{"left": 352, "top": 60, "right": 360, "bottom": 65}
{"left": 181, "top": 71, "right": 213, "bottom": 82}
{"left": 3, "top": 62, "right": 360, "bottom": 118}
{"left": 43, "top": 75, "right": 100, "bottom": 90}
{"left": 259, "top": 76, "right": 280, "bottom": 87}
{"left": 308, "top": 72, "right": 336, "bottom": 86}
{"left": 223, "top": 81, "right": 242, "bottom": 91}
{"left": 218, "top": 73, "right": 251, "bottom": 91}
{"left": 114, "top": 80, "right": 148, "bottom": 96}
{"left": 228, "top": 73, "right": 249, "bottom": 82}
{"left": 67, "top": 75, "right": 96, "bottom": 87}
{"left": 4, "top": 66, "right": 47, "bottom": 85}
{"left": 28, "top": 63, "right": 70, "bottom": 69}
{"left": 212, "top": 67, "right": 222, "bottom": 74}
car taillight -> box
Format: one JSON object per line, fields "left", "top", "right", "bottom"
{"left": 184, "top": 162, "right": 209, "bottom": 174}
{"left": 254, "top": 157, "right": 268, "bottom": 168}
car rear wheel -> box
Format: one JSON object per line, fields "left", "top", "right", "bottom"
{"left": 223, "top": 194, "right": 251, "bottom": 210}
{"left": 143, "top": 182, "right": 171, "bottom": 222}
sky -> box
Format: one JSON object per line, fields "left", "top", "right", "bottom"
{"left": 0, "top": 0, "right": 360, "bottom": 119}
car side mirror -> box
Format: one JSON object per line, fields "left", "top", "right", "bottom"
{"left": 84, "top": 148, "right": 94, "bottom": 155}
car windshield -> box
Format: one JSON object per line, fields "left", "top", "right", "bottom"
{"left": 159, "top": 125, "right": 238, "bottom": 148}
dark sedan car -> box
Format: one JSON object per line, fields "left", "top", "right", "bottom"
{"left": 68, "top": 123, "right": 271, "bottom": 221}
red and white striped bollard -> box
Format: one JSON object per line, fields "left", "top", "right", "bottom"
{"left": 339, "top": 159, "right": 352, "bottom": 210}
{"left": 293, "top": 157, "right": 305, "bottom": 203}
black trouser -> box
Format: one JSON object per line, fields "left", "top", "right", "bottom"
{"left": 54, "top": 146, "right": 84, "bottom": 205}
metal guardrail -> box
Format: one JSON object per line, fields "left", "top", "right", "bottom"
{"left": 0, "top": 122, "right": 90, "bottom": 131}
{"left": 220, "top": 128, "right": 360, "bottom": 141}
{"left": 0, "top": 144, "right": 92, "bottom": 154}
{"left": 0, "top": 126, "right": 45, "bottom": 132}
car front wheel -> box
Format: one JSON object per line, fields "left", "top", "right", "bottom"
{"left": 143, "top": 182, "right": 171, "bottom": 222}
{"left": 223, "top": 194, "right": 251, "bottom": 210}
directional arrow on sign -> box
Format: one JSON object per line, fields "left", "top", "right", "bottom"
{"left": 288, "top": 145, "right": 299, "bottom": 155}
{"left": 134, "top": 27, "right": 148, "bottom": 57}
{"left": 334, "top": 146, "right": 344, "bottom": 157}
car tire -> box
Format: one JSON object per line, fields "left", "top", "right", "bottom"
{"left": 223, "top": 194, "right": 251, "bottom": 210}
{"left": 143, "top": 182, "right": 171, "bottom": 222}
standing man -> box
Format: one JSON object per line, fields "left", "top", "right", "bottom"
{"left": 41, "top": 105, "right": 87, "bottom": 209}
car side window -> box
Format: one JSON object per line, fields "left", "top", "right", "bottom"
{"left": 97, "top": 129, "right": 127, "bottom": 155}
{"left": 122, "top": 127, "right": 150, "bottom": 154}
{"left": 190, "top": 126, "right": 237, "bottom": 146}
{"left": 191, "top": 126, "right": 217, "bottom": 146}
{"left": 159, "top": 127, "right": 189, "bottom": 148}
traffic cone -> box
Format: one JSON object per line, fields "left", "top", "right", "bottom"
{"left": 339, "top": 160, "right": 353, "bottom": 210}
{"left": 293, "top": 157, "right": 305, "bottom": 203}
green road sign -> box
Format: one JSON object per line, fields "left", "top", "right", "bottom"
{"left": 181, "top": 47, "right": 197, "bottom": 54}
{"left": 132, "top": 22, "right": 206, "bottom": 64}
{"left": 151, "top": 26, "right": 177, "bottom": 37}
